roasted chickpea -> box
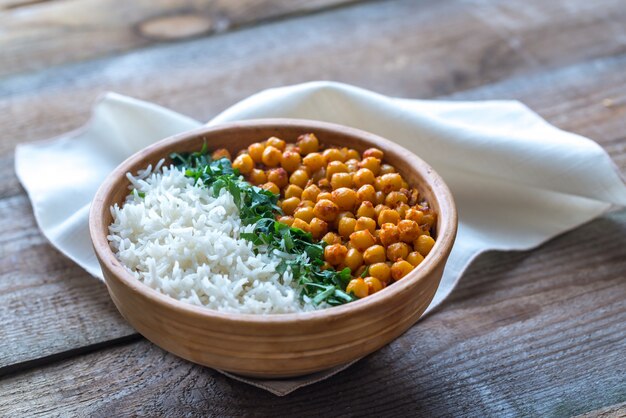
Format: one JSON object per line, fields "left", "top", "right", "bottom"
{"left": 362, "top": 147, "right": 384, "bottom": 160}
{"left": 317, "top": 178, "right": 331, "bottom": 191}
{"left": 364, "top": 277, "right": 384, "bottom": 294}
{"left": 396, "top": 203, "right": 409, "bottom": 219}
{"left": 291, "top": 217, "right": 310, "bottom": 232}
{"left": 297, "top": 200, "right": 315, "bottom": 209}
{"left": 397, "top": 219, "right": 420, "bottom": 243}
{"left": 281, "top": 197, "right": 301, "bottom": 216}
{"left": 313, "top": 199, "right": 340, "bottom": 222}
{"left": 368, "top": 262, "right": 391, "bottom": 283}
{"left": 401, "top": 180, "right": 409, "bottom": 190}
{"left": 317, "top": 191, "right": 332, "bottom": 202}
{"left": 301, "top": 184, "right": 321, "bottom": 201}
{"left": 285, "top": 143, "right": 300, "bottom": 152}
{"left": 408, "top": 188, "right": 420, "bottom": 206}
{"left": 346, "top": 148, "right": 361, "bottom": 160}
{"left": 289, "top": 169, "right": 310, "bottom": 189}
{"left": 232, "top": 154, "right": 254, "bottom": 175}
{"left": 323, "top": 147, "right": 344, "bottom": 162}
{"left": 248, "top": 142, "right": 265, "bottom": 163}
{"left": 356, "top": 184, "right": 377, "bottom": 203}
{"left": 302, "top": 152, "right": 326, "bottom": 172}
{"left": 326, "top": 161, "right": 348, "bottom": 179}
{"left": 349, "top": 229, "right": 376, "bottom": 252}
{"left": 387, "top": 242, "right": 411, "bottom": 262}
{"left": 356, "top": 201, "right": 376, "bottom": 219}
{"left": 353, "top": 168, "right": 376, "bottom": 188}
{"left": 421, "top": 213, "right": 436, "bottom": 229}
{"left": 374, "top": 204, "right": 390, "bottom": 218}
{"left": 322, "top": 232, "right": 342, "bottom": 245}
{"left": 336, "top": 211, "right": 355, "bottom": 221}
{"left": 248, "top": 168, "right": 267, "bottom": 185}
{"left": 266, "top": 136, "right": 286, "bottom": 151}
{"left": 378, "top": 173, "right": 403, "bottom": 193}
{"left": 324, "top": 243, "right": 348, "bottom": 266}
{"left": 379, "top": 223, "right": 400, "bottom": 246}
{"left": 338, "top": 217, "right": 357, "bottom": 239}
{"left": 344, "top": 248, "right": 364, "bottom": 273}
{"left": 281, "top": 150, "right": 301, "bottom": 173}
{"left": 378, "top": 209, "right": 401, "bottom": 226}
{"left": 406, "top": 251, "right": 424, "bottom": 267}
{"left": 331, "top": 187, "right": 358, "bottom": 211}
{"left": 267, "top": 167, "right": 288, "bottom": 188}
{"left": 284, "top": 184, "right": 303, "bottom": 199}
{"left": 211, "top": 148, "right": 231, "bottom": 161}
{"left": 405, "top": 208, "right": 424, "bottom": 223}
{"left": 346, "top": 278, "right": 368, "bottom": 298}
{"left": 294, "top": 206, "right": 315, "bottom": 223}
{"left": 391, "top": 260, "right": 414, "bottom": 281}
{"left": 309, "top": 217, "right": 329, "bottom": 239}
{"left": 345, "top": 159, "right": 360, "bottom": 173}
{"left": 359, "top": 157, "right": 381, "bottom": 175}
{"left": 262, "top": 145, "right": 282, "bottom": 167}
{"left": 415, "top": 235, "right": 435, "bottom": 256}
{"left": 297, "top": 133, "right": 319, "bottom": 155}
{"left": 261, "top": 182, "right": 280, "bottom": 195}
{"left": 277, "top": 215, "right": 294, "bottom": 226}
{"left": 385, "top": 191, "right": 408, "bottom": 207}
{"left": 375, "top": 191, "right": 386, "bottom": 205}
{"left": 354, "top": 216, "right": 377, "bottom": 234}
{"left": 363, "top": 244, "right": 386, "bottom": 264}
{"left": 354, "top": 265, "right": 367, "bottom": 278}
{"left": 379, "top": 163, "right": 396, "bottom": 175}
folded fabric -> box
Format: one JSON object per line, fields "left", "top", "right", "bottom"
{"left": 15, "top": 82, "right": 626, "bottom": 395}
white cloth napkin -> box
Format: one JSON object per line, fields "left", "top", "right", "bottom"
{"left": 15, "top": 82, "right": 626, "bottom": 396}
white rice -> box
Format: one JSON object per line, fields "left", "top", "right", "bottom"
{"left": 107, "top": 164, "right": 319, "bottom": 314}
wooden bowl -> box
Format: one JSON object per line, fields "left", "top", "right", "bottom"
{"left": 89, "top": 119, "right": 457, "bottom": 378}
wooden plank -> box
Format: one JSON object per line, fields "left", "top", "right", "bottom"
{"left": 1, "top": 0, "right": 626, "bottom": 382}
{"left": 1, "top": 209, "right": 624, "bottom": 416}
{"left": 0, "top": 0, "right": 360, "bottom": 78}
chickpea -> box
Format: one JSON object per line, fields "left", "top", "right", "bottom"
{"left": 362, "top": 147, "right": 384, "bottom": 160}
{"left": 408, "top": 188, "right": 420, "bottom": 206}
{"left": 289, "top": 169, "right": 310, "bottom": 189}
{"left": 421, "top": 213, "right": 436, "bottom": 229}
{"left": 248, "top": 168, "right": 267, "bottom": 185}
{"left": 261, "top": 182, "right": 280, "bottom": 195}
{"left": 281, "top": 150, "right": 301, "bottom": 173}
{"left": 391, "top": 260, "right": 414, "bottom": 281}
{"left": 281, "top": 197, "right": 301, "bottom": 216}
{"left": 363, "top": 244, "right": 386, "bottom": 264}
{"left": 379, "top": 163, "right": 396, "bottom": 175}
{"left": 356, "top": 201, "right": 376, "bottom": 219}
{"left": 301, "top": 184, "right": 321, "bottom": 201}
{"left": 262, "top": 146, "right": 282, "bottom": 167}
{"left": 323, "top": 147, "right": 344, "bottom": 162}
{"left": 374, "top": 204, "right": 390, "bottom": 218}
{"left": 397, "top": 219, "right": 420, "bottom": 243}
{"left": 297, "top": 200, "right": 315, "bottom": 209}
{"left": 344, "top": 248, "right": 364, "bottom": 273}
{"left": 378, "top": 209, "right": 401, "bottom": 226}
{"left": 324, "top": 243, "right": 348, "bottom": 266}
{"left": 375, "top": 191, "right": 386, "bottom": 205}
{"left": 349, "top": 229, "right": 376, "bottom": 252}
{"left": 359, "top": 157, "right": 381, "bottom": 175}
{"left": 396, "top": 203, "right": 409, "bottom": 219}
{"left": 248, "top": 142, "right": 265, "bottom": 163}
{"left": 401, "top": 180, "right": 409, "bottom": 190}
{"left": 415, "top": 235, "right": 436, "bottom": 256}
{"left": 322, "top": 232, "right": 342, "bottom": 245}
{"left": 379, "top": 223, "right": 400, "bottom": 246}
{"left": 211, "top": 148, "right": 231, "bottom": 161}
{"left": 284, "top": 184, "right": 303, "bottom": 199}
{"left": 353, "top": 168, "right": 376, "bottom": 188}
{"left": 354, "top": 265, "right": 367, "bottom": 278}
{"left": 317, "top": 178, "right": 331, "bottom": 191}
{"left": 336, "top": 211, "right": 355, "bottom": 221}
{"left": 368, "top": 262, "right": 391, "bottom": 283}
{"left": 311, "top": 167, "right": 326, "bottom": 184}
{"left": 309, "top": 217, "right": 329, "bottom": 239}
{"left": 346, "top": 278, "right": 368, "bottom": 298}
{"left": 326, "top": 161, "right": 348, "bottom": 179}
{"left": 385, "top": 191, "right": 408, "bottom": 207}
{"left": 379, "top": 173, "right": 403, "bottom": 193}
{"left": 277, "top": 215, "right": 294, "bottom": 226}
{"left": 364, "top": 277, "right": 384, "bottom": 294}
{"left": 291, "top": 218, "right": 310, "bottom": 232}
{"left": 354, "top": 216, "right": 377, "bottom": 234}
{"left": 357, "top": 184, "right": 377, "bottom": 203}
{"left": 387, "top": 242, "right": 411, "bottom": 262}
{"left": 232, "top": 154, "right": 254, "bottom": 175}
{"left": 267, "top": 168, "right": 289, "bottom": 188}
{"left": 313, "top": 199, "right": 340, "bottom": 222}
{"left": 297, "top": 133, "right": 319, "bottom": 155}
{"left": 266, "top": 136, "right": 286, "bottom": 151}
{"left": 294, "top": 206, "right": 315, "bottom": 223}
{"left": 338, "top": 217, "right": 357, "bottom": 239}
{"left": 346, "top": 148, "right": 361, "bottom": 160}
{"left": 406, "top": 251, "right": 424, "bottom": 267}
{"left": 331, "top": 187, "right": 358, "bottom": 211}
{"left": 345, "top": 159, "right": 360, "bottom": 173}
{"left": 317, "top": 191, "right": 333, "bottom": 202}
{"left": 302, "top": 152, "right": 327, "bottom": 172}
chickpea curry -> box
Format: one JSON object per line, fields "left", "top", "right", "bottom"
{"left": 204, "top": 132, "right": 437, "bottom": 302}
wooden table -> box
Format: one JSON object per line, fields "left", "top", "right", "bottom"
{"left": 1, "top": 0, "right": 625, "bottom": 416}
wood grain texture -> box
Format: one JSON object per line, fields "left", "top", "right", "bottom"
{"left": 0, "top": 0, "right": 359, "bottom": 78}
{"left": 1, "top": 209, "right": 624, "bottom": 416}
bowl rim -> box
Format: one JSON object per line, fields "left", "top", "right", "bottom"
{"left": 89, "top": 118, "right": 457, "bottom": 325}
